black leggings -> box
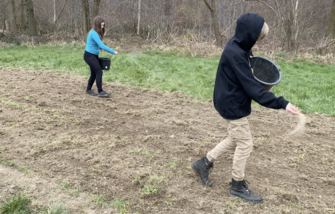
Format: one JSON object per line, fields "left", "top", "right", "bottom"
{"left": 84, "top": 51, "right": 103, "bottom": 93}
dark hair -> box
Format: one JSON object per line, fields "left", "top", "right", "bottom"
{"left": 93, "top": 16, "right": 105, "bottom": 40}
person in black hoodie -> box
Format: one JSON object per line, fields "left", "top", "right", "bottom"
{"left": 191, "top": 13, "right": 300, "bottom": 203}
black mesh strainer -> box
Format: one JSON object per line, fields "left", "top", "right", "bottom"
{"left": 251, "top": 56, "right": 281, "bottom": 91}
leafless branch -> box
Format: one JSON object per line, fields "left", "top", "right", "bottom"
{"left": 244, "top": 0, "right": 277, "bottom": 16}
{"left": 55, "top": 0, "right": 68, "bottom": 23}
{"left": 221, "top": 19, "right": 237, "bottom": 36}
{"left": 203, "top": 0, "right": 214, "bottom": 13}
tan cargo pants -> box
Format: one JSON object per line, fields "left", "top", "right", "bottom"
{"left": 206, "top": 116, "right": 252, "bottom": 181}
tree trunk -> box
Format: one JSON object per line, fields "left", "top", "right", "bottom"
{"left": 164, "top": 0, "right": 172, "bottom": 17}
{"left": 2, "top": 16, "right": 5, "bottom": 33}
{"left": 92, "top": 0, "right": 101, "bottom": 18}
{"left": 329, "top": 0, "right": 335, "bottom": 39}
{"left": 81, "top": 0, "right": 90, "bottom": 39}
{"left": 53, "top": 0, "right": 56, "bottom": 23}
{"left": 283, "top": 0, "right": 299, "bottom": 52}
{"left": 164, "top": 0, "right": 172, "bottom": 33}
{"left": 20, "top": 0, "right": 26, "bottom": 33}
{"left": 26, "top": 0, "right": 37, "bottom": 35}
{"left": 8, "top": 0, "right": 18, "bottom": 33}
{"left": 293, "top": 0, "right": 299, "bottom": 52}
{"left": 203, "top": 0, "right": 222, "bottom": 47}
{"left": 5, "top": 20, "right": 9, "bottom": 31}
{"left": 53, "top": 0, "right": 68, "bottom": 32}
{"left": 137, "top": 0, "right": 141, "bottom": 35}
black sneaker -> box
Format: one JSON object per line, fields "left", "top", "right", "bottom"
{"left": 86, "top": 90, "right": 97, "bottom": 96}
{"left": 191, "top": 156, "right": 213, "bottom": 187}
{"left": 230, "top": 179, "right": 263, "bottom": 203}
{"left": 98, "top": 91, "right": 111, "bottom": 97}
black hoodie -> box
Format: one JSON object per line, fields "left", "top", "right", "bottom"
{"left": 213, "top": 13, "right": 289, "bottom": 120}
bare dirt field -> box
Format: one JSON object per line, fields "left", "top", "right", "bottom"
{"left": 0, "top": 67, "right": 334, "bottom": 214}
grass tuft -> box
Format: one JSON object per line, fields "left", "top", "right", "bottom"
{"left": 39, "top": 204, "right": 71, "bottom": 214}
{"left": 140, "top": 185, "right": 158, "bottom": 197}
{"left": 93, "top": 194, "right": 108, "bottom": 209}
{"left": 0, "top": 192, "right": 32, "bottom": 214}
{"left": 111, "top": 199, "right": 128, "bottom": 214}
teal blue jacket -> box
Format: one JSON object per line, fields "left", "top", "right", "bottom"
{"left": 85, "top": 30, "right": 115, "bottom": 55}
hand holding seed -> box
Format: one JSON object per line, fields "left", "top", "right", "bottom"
{"left": 286, "top": 103, "right": 300, "bottom": 115}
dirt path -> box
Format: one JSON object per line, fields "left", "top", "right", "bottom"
{"left": 0, "top": 67, "right": 334, "bottom": 213}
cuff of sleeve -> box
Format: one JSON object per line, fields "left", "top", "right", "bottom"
{"left": 282, "top": 100, "right": 289, "bottom": 110}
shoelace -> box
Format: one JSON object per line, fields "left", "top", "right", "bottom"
{"left": 207, "top": 167, "right": 213, "bottom": 174}
{"left": 242, "top": 180, "right": 250, "bottom": 188}
{"left": 205, "top": 162, "right": 213, "bottom": 174}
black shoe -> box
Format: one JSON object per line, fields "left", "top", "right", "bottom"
{"left": 98, "top": 91, "right": 111, "bottom": 97}
{"left": 230, "top": 179, "right": 263, "bottom": 203}
{"left": 86, "top": 90, "right": 97, "bottom": 96}
{"left": 191, "top": 156, "right": 213, "bottom": 187}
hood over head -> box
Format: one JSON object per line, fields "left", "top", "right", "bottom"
{"left": 233, "top": 13, "right": 264, "bottom": 51}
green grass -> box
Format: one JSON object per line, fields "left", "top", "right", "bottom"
{"left": 140, "top": 185, "right": 158, "bottom": 197}
{"left": 39, "top": 204, "right": 71, "bottom": 214}
{"left": 0, "top": 44, "right": 334, "bottom": 116}
{"left": 0, "top": 192, "right": 71, "bottom": 214}
{"left": 111, "top": 199, "right": 128, "bottom": 214}
{"left": 93, "top": 194, "right": 108, "bottom": 209}
{"left": 0, "top": 192, "right": 32, "bottom": 214}
{"left": 274, "top": 61, "right": 334, "bottom": 115}
{"left": 60, "top": 180, "right": 81, "bottom": 196}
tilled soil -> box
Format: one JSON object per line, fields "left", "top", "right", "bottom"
{"left": 0, "top": 67, "right": 334, "bottom": 214}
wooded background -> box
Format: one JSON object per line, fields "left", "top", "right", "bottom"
{"left": 1, "top": 0, "right": 335, "bottom": 53}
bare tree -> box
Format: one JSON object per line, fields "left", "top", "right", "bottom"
{"left": 81, "top": 0, "right": 90, "bottom": 38}
{"left": 246, "top": 0, "right": 300, "bottom": 52}
{"left": 20, "top": 0, "right": 25, "bottom": 33}
{"left": 0, "top": 0, "right": 331, "bottom": 53}
{"left": 53, "top": 0, "right": 56, "bottom": 23}
{"left": 162, "top": 0, "right": 174, "bottom": 34}
{"left": 1, "top": 1, "right": 8, "bottom": 33}
{"left": 26, "top": 0, "right": 37, "bottom": 35}
{"left": 283, "top": 0, "right": 299, "bottom": 52}
{"left": 54, "top": 0, "right": 68, "bottom": 24}
{"left": 8, "top": 0, "right": 18, "bottom": 33}
{"left": 92, "top": 0, "right": 101, "bottom": 18}
{"left": 329, "top": 0, "right": 335, "bottom": 39}
{"left": 137, "top": 0, "right": 141, "bottom": 35}
{"left": 203, "top": 0, "right": 222, "bottom": 47}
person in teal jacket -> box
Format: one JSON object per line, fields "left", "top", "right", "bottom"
{"left": 84, "top": 16, "right": 118, "bottom": 97}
